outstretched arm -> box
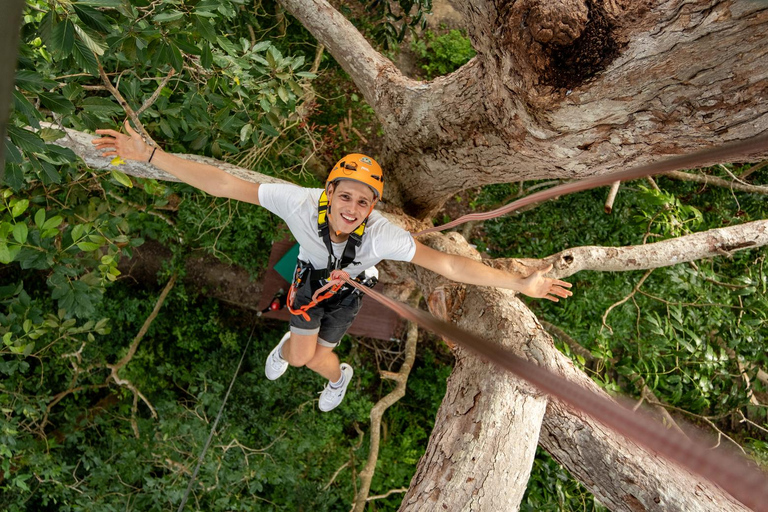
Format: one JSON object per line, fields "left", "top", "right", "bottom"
{"left": 91, "top": 121, "right": 261, "bottom": 205}
{"left": 410, "top": 241, "right": 573, "bottom": 302}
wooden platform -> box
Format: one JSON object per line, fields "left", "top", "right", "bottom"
{"left": 257, "top": 239, "right": 405, "bottom": 341}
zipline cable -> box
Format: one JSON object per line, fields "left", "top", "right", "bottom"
{"left": 416, "top": 131, "right": 768, "bottom": 236}
{"left": 322, "top": 270, "right": 768, "bottom": 512}
{"left": 177, "top": 324, "right": 256, "bottom": 512}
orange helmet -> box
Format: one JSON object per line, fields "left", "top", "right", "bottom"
{"left": 326, "top": 154, "right": 384, "bottom": 199}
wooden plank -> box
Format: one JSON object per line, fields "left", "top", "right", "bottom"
{"left": 258, "top": 239, "right": 405, "bottom": 341}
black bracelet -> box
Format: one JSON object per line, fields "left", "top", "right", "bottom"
{"left": 148, "top": 147, "right": 157, "bottom": 163}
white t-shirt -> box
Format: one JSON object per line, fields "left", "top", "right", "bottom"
{"left": 258, "top": 184, "right": 416, "bottom": 278}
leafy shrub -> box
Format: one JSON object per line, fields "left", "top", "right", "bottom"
{"left": 410, "top": 29, "right": 476, "bottom": 79}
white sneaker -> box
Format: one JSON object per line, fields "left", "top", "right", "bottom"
{"left": 265, "top": 332, "right": 291, "bottom": 381}
{"left": 318, "top": 363, "right": 354, "bottom": 412}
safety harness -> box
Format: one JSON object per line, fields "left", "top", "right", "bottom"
{"left": 287, "top": 190, "right": 371, "bottom": 321}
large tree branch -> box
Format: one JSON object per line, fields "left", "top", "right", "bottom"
{"left": 490, "top": 219, "right": 768, "bottom": 279}
{"left": 383, "top": 0, "right": 768, "bottom": 214}
{"left": 51, "top": 125, "right": 289, "bottom": 185}
{"left": 277, "top": 0, "right": 407, "bottom": 109}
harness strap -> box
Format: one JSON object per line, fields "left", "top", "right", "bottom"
{"left": 287, "top": 269, "right": 350, "bottom": 321}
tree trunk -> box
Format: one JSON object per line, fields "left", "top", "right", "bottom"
{"left": 281, "top": 0, "right": 768, "bottom": 216}
{"left": 399, "top": 288, "right": 549, "bottom": 510}
{"left": 394, "top": 233, "right": 751, "bottom": 511}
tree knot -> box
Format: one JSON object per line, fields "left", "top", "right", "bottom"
{"left": 528, "top": 0, "right": 589, "bottom": 47}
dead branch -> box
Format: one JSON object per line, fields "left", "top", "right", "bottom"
{"left": 352, "top": 314, "right": 419, "bottom": 512}
{"left": 664, "top": 170, "right": 768, "bottom": 194}
{"left": 601, "top": 269, "right": 654, "bottom": 334}
{"left": 136, "top": 69, "right": 176, "bottom": 116}
{"left": 491, "top": 219, "right": 768, "bottom": 279}
{"left": 96, "top": 60, "right": 156, "bottom": 146}
{"left": 106, "top": 272, "right": 178, "bottom": 433}
{"left": 367, "top": 487, "right": 408, "bottom": 501}
{"left": 605, "top": 181, "right": 620, "bottom": 213}
{"left": 540, "top": 320, "right": 593, "bottom": 363}
{"left": 739, "top": 160, "right": 768, "bottom": 180}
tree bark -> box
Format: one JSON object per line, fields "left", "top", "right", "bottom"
{"left": 395, "top": 232, "right": 751, "bottom": 512}
{"left": 491, "top": 219, "right": 768, "bottom": 279}
{"left": 282, "top": 0, "right": 768, "bottom": 216}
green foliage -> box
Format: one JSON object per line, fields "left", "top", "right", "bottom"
{"left": 356, "top": 0, "right": 433, "bottom": 51}
{"left": 410, "top": 29, "right": 476, "bottom": 79}
{"left": 522, "top": 448, "right": 608, "bottom": 512}
{"left": 0, "top": 282, "right": 450, "bottom": 511}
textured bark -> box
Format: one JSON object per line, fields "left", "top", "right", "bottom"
{"left": 283, "top": 0, "right": 768, "bottom": 215}
{"left": 399, "top": 286, "right": 549, "bottom": 511}
{"left": 51, "top": 125, "right": 288, "bottom": 185}
{"left": 491, "top": 219, "right": 768, "bottom": 279}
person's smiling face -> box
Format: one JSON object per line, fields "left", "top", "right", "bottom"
{"left": 327, "top": 180, "right": 376, "bottom": 240}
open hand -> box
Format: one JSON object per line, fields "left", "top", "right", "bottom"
{"left": 520, "top": 264, "right": 573, "bottom": 302}
{"left": 92, "top": 120, "right": 153, "bottom": 162}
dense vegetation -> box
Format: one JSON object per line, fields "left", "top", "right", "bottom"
{"left": 2, "top": 1, "right": 766, "bottom": 510}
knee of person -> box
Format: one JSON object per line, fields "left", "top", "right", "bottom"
{"left": 283, "top": 338, "right": 314, "bottom": 367}
{"left": 305, "top": 353, "right": 328, "bottom": 372}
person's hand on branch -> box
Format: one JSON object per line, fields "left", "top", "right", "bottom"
{"left": 518, "top": 264, "right": 572, "bottom": 302}
{"left": 92, "top": 120, "right": 154, "bottom": 162}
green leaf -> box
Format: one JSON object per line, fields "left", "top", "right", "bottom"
{"left": 77, "top": 241, "right": 101, "bottom": 252}
{"left": 82, "top": 97, "right": 122, "bottom": 114}
{"left": 12, "top": 224, "right": 28, "bottom": 244}
{"left": 111, "top": 169, "right": 133, "bottom": 188}
{"left": 71, "top": 224, "right": 85, "bottom": 242}
{"left": 72, "top": 4, "right": 112, "bottom": 33}
{"left": 3, "top": 165, "right": 24, "bottom": 191}
{"left": 15, "top": 70, "right": 52, "bottom": 93}
{"left": 295, "top": 71, "right": 317, "bottom": 79}
{"left": 50, "top": 20, "right": 76, "bottom": 57}
{"left": 7, "top": 126, "right": 46, "bottom": 153}
{"left": 154, "top": 10, "right": 185, "bottom": 22}
{"left": 169, "top": 42, "right": 184, "bottom": 72}
{"left": 194, "top": 15, "right": 217, "bottom": 43}
{"left": 252, "top": 40, "right": 271, "bottom": 52}
{"left": 76, "top": 0, "right": 122, "bottom": 6}
{"left": 4, "top": 138, "right": 22, "bottom": 165}
{"left": 12, "top": 90, "right": 42, "bottom": 127}
{"left": 277, "top": 86, "right": 289, "bottom": 103}
{"left": 260, "top": 122, "right": 279, "bottom": 137}
{"left": 42, "top": 216, "right": 63, "bottom": 231}
{"left": 38, "top": 128, "right": 66, "bottom": 142}
{"left": 34, "top": 209, "right": 45, "bottom": 229}
{"left": 74, "top": 24, "right": 106, "bottom": 56}
{"left": 38, "top": 92, "right": 76, "bottom": 115}
{"left": 201, "top": 42, "right": 213, "bottom": 69}
{"left": 11, "top": 199, "right": 29, "bottom": 218}
{"left": 0, "top": 243, "right": 20, "bottom": 264}
{"left": 72, "top": 39, "right": 99, "bottom": 75}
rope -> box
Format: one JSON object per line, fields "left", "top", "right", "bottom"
{"left": 337, "top": 274, "right": 768, "bottom": 512}
{"left": 177, "top": 324, "right": 256, "bottom": 512}
{"left": 416, "top": 131, "right": 768, "bottom": 236}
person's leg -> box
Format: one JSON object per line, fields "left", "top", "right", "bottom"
{"left": 282, "top": 331, "right": 322, "bottom": 368}
{"left": 305, "top": 344, "right": 341, "bottom": 382}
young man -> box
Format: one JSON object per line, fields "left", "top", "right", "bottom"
{"left": 92, "top": 122, "right": 572, "bottom": 411}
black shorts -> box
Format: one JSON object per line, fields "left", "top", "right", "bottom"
{"left": 289, "top": 282, "right": 363, "bottom": 347}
